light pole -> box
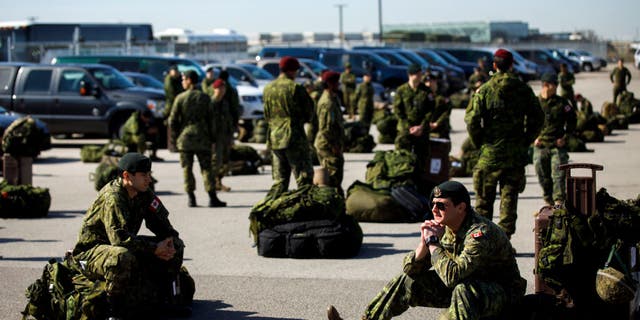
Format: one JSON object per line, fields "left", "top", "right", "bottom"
{"left": 335, "top": 4, "right": 347, "bottom": 48}
{"left": 378, "top": 0, "right": 383, "bottom": 44}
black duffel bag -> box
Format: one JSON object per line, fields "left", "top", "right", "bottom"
{"left": 258, "top": 215, "right": 362, "bottom": 259}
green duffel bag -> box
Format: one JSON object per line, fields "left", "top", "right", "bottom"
{"left": 0, "top": 179, "right": 51, "bottom": 218}
{"left": 80, "top": 145, "right": 105, "bottom": 163}
{"left": 345, "top": 181, "right": 411, "bottom": 222}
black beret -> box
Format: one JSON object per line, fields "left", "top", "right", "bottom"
{"left": 407, "top": 63, "right": 422, "bottom": 75}
{"left": 541, "top": 72, "right": 558, "bottom": 84}
{"left": 118, "top": 152, "right": 151, "bottom": 173}
{"left": 431, "top": 180, "right": 470, "bottom": 207}
{"left": 183, "top": 70, "right": 199, "bottom": 83}
{"left": 169, "top": 65, "right": 179, "bottom": 71}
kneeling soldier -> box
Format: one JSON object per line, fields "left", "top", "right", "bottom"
{"left": 328, "top": 181, "right": 526, "bottom": 320}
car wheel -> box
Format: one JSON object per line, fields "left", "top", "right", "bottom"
{"left": 109, "top": 114, "right": 130, "bottom": 139}
{"left": 583, "top": 63, "right": 593, "bottom": 72}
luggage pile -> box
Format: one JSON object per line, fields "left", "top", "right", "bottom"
{"left": 373, "top": 112, "right": 397, "bottom": 144}
{"left": 616, "top": 91, "right": 640, "bottom": 124}
{"left": 343, "top": 122, "right": 376, "bottom": 153}
{"left": 1, "top": 116, "right": 50, "bottom": 158}
{"left": 228, "top": 144, "right": 263, "bottom": 175}
{"left": 79, "top": 140, "right": 127, "bottom": 163}
{"left": 0, "top": 179, "right": 51, "bottom": 218}
{"left": 249, "top": 184, "right": 363, "bottom": 258}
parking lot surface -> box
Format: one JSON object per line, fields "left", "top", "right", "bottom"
{"left": 2, "top": 66, "right": 640, "bottom": 319}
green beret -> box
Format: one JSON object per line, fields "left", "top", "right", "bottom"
{"left": 407, "top": 63, "right": 422, "bottom": 75}
{"left": 431, "top": 181, "right": 470, "bottom": 207}
{"left": 118, "top": 152, "right": 151, "bottom": 173}
{"left": 541, "top": 72, "right": 558, "bottom": 84}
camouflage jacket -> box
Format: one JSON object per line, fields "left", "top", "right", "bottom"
{"left": 314, "top": 90, "right": 345, "bottom": 153}
{"left": 352, "top": 82, "right": 374, "bottom": 113}
{"left": 537, "top": 94, "right": 577, "bottom": 147}
{"left": 201, "top": 77, "right": 215, "bottom": 97}
{"left": 120, "top": 111, "right": 146, "bottom": 146}
{"left": 403, "top": 211, "right": 526, "bottom": 294}
{"left": 393, "top": 82, "right": 434, "bottom": 135}
{"left": 224, "top": 83, "right": 241, "bottom": 125}
{"left": 212, "top": 95, "right": 236, "bottom": 137}
{"left": 610, "top": 66, "right": 632, "bottom": 87}
{"left": 430, "top": 94, "right": 452, "bottom": 137}
{"left": 558, "top": 72, "right": 575, "bottom": 98}
{"left": 169, "top": 88, "right": 215, "bottom": 152}
{"left": 578, "top": 98, "right": 594, "bottom": 116}
{"left": 263, "top": 74, "right": 313, "bottom": 150}
{"left": 465, "top": 71, "right": 544, "bottom": 169}
{"left": 339, "top": 72, "right": 357, "bottom": 92}
{"left": 163, "top": 75, "right": 184, "bottom": 118}
{"left": 73, "top": 178, "right": 179, "bottom": 255}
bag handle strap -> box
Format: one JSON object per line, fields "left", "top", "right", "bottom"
{"left": 605, "top": 240, "right": 634, "bottom": 282}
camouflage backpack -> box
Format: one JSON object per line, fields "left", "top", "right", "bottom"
{"left": 91, "top": 156, "right": 121, "bottom": 191}
{"left": 365, "top": 150, "right": 416, "bottom": 190}
{"left": 2, "top": 116, "right": 47, "bottom": 157}
{"left": 0, "top": 179, "right": 51, "bottom": 218}
{"left": 228, "top": 144, "right": 262, "bottom": 175}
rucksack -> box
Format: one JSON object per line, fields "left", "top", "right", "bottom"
{"left": 228, "top": 144, "right": 262, "bottom": 175}
{"left": 90, "top": 156, "right": 121, "bottom": 191}
{"left": 2, "top": 117, "right": 47, "bottom": 157}
{"left": 365, "top": 150, "right": 416, "bottom": 190}
{"left": 0, "top": 179, "right": 51, "bottom": 218}
{"left": 345, "top": 181, "right": 412, "bottom": 223}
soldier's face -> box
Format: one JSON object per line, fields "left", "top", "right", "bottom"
{"left": 431, "top": 197, "right": 465, "bottom": 226}
{"left": 130, "top": 171, "right": 152, "bottom": 192}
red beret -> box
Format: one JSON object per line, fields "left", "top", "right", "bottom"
{"left": 213, "top": 79, "right": 225, "bottom": 89}
{"left": 322, "top": 71, "right": 340, "bottom": 84}
{"left": 493, "top": 49, "right": 513, "bottom": 63}
{"left": 279, "top": 56, "right": 300, "bottom": 72}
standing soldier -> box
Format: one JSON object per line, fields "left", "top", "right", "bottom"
{"left": 211, "top": 79, "right": 235, "bottom": 192}
{"left": 610, "top": 58, "right": 632, "bottom": 104}
{"left": 558, "top": 63, "right": 576, "bottom": 106}
{"left": 534, "top": 73, "right": 577, "bottom": 206}
{"left": 353, "top": 71, "right": 375, "bottom": 133}
{"left": 120, "top": 109, "right": 163, "bottom": 161}
{"left": 464, "top": 49, "right": 544, "bottom": 238}
{"left": 304, "top": 79, "right": 321, "bottom": 164}
{"left": 340, "top": 62, "right": 357, "bottom": 120}
{"left": 314, "top": 71, "right": 346, "bottom": 196}
{"left": 327, "top": 181, "right": 526, "bottom": 320}
{"left": 169, "top": 70, "right": 226, "bottom": 208}
{"left": 163, "top": 65, "right": 184, "bottom": 119}
{"left": 424, "top": 72, "right": 452, "bottom": 139}
{"left": 393, "top": 63, "right": 434, "bottom": 189}
{"left": 468, "top": 67, "right": 489, "bottom": 94}
{"left": 201, "top": 67, "right": 216, "bottom": 96}
{"left": 218, "top": 70, "right": 241, "bottom": 128}
{"left": 263, "top": 56, "right": 314, "bottom": 200}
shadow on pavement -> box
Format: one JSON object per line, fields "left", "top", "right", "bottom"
{"left": 365, "top": 232, "right": 420, "bottom": 238}
{"left": 515, "top": 252, "right": 535, "bottom": 258}
{"left": 155, "top": 191, "right": 180, "bottom": 196}
{"left": 178, "top": 300, "right": 304, "bottom": 320}
{"left": 0, "top": 238, "right": 60, "bottom": 244}
{"left": 1, "top": 256, "right": 59, "bottom": 262}
{"left": 48, "top": 210, "right": 87, "bottom": 218}
{"left": 355, "top": 242, "right": 407, "bottom": 259}
{"left": 34, "top": 157, "right": 78, "bottom": 164}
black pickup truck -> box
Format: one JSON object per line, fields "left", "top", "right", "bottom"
{"left": 0, "top": 62, "right": 166, "bottom": 137}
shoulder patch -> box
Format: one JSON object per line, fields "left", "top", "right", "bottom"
{"left": 471, "top": 231, "right": 484, "bottom": 239}
{"left": 564, "top": 105, "right": 572, "bottom": 112}
{"left": 149, "top": 196, "right": 161, "bottom": 213}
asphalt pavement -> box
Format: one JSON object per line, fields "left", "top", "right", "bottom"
{"left": 2, "top": 66, "right": 640, "bottom": 320}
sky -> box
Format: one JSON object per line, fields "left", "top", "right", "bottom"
{"left": 2, "top": 0, "right": 640, "bottom": 41}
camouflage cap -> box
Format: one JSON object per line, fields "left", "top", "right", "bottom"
{"left": 118, "top": 152, "right": 151, "bottom": 173}
{"left": 541, "top": 72, "right": 558, "bottom": 84}
{"left": 407, "top": 63, "right": 422, "bottom": 75}
{"left": 431, "top": 180, "right": 470, "bottom": 207}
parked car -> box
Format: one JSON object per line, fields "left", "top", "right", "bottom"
{"left": 203, "top": 63, "right": 273, "bottom": 88}
{"left": 516, "top": 49, "right": 575, "bottom": 74}
{"left": 547, "top": 49, "right": 581, "bottom": 74}
{"left": 251, "top": 57, "right": 329, "bottom": 83}
{"left": 433, "top": 49, "right": 477, "bottom": 78}
{"left": 413, "top": 49, "right": 466, "bottom": 92}
{"left": 203, "top": 65, "right": 264, "bottom": 120}
{"left": 443, "top": 48, "right": 537, "bottom": 82}
{"left": 635, "top": 48, "right": 640, "bottom": 69}
{"left": 559, "top": 49, "right": 602, "bottom": 72}
{"left": 0, "top": 105, "right": 51, "bottom": 155}
{"left": 122, "top": 71, "right": 164, "bottom": 90}
{"left": 0, "top": 62, "right": 165, "bottom": 138}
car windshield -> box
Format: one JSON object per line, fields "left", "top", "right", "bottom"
{"left": 88, "top": 67, "right": 135, "bottom": 90}
{"left": 397, "top": 51, "right": 430, "bottom": 66}
{"left": 303, "top": 60, "right": 329, "bottom": 74}
{"left": 434, "top": 50, "right": 460, "bottom": 64}
{"left": 421, "top": 50, "right": 450, "bottom": 66}
{"left": 239, "top": 64, "right": 274, "bottom": 80}
{"left": 575, "top": 50, "right": 593, "bottom": 57}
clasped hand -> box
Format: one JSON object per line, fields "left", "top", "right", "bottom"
{"left": 154, "top": 237, "right": 176, "bottom": 261}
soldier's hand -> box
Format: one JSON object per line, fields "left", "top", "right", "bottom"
{"left": 155, "top": 237, "right": 176, "bottom": 261}
{"left": 556, "top": 137, "right": 566, "bottom": 148}
{"left": 429, "top": 122, "right": 438, "bottom": 130}
{"left": 409, "top": 125, "right": 424, "bottom": 136}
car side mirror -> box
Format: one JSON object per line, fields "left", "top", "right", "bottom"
{"left": 79, "top": 81, "right": 99, "bottom": 97}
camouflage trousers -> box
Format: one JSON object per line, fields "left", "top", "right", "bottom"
{"left": 316, "top": 148, "right": 344, "bottom": 196}
{"left": 533, "top": 146, "right": 568, "bottom": 204}
{"left": 74, "top": 236, "right": 184, "bottom": 301}
{"left": 613, "top": 85, "right": 626, "bottom": 105}
{"left": 395, "top": 132, "right": 430, "bottom": 176}
{"left": 363, "top": 270, "right": 508, "bottom": 320}
{"left": 213, "top": 136, "right": 232, "bottom": 177}
{"left": 180, "top": 151, "right": 215, "bottom": 193}
{"left": 266, "top": 147, "right": 313, "bottom": 201}
{"left": 358, "top": 104, "right": 374, "bottom": 132}
{"left": 472, "top": 166, "right": 525, "bottom": 236}
{"left": 343, "top": 89, "right": 356, "bottom": 118}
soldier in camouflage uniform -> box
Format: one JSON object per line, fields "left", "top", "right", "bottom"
{"left": 558, "top": 63, "right": 576, "bottom": 107}
{"left": 263, "top": 56, "right": 314, "bottom": 200}
{"left": 464, "top": 49, "right": 544, "bottom": 237}
{"left": 424, "top": 72, "right": 452, "bottom": 139}
{"left": 467, "top": 67, "right": 489, "bottom": 94}
{"left": 163, "top": 65, "right": 184, "bottom": 119}
{"left": 327, "top": 181, "right": 526, "bottom": 320}
{"left": 353, "top": 71, "right": 375, "bottom": 132}
{"left": 169, "top": 70, "right": 226, "bottom": 208}
{"left": 575, "top": 93, "right": 593, "bottom": 115}
{"left": 340, "top": 63, "right": 357, "bottom": 120}
{"left": 210, "top": 79, "right": 235, "bottom": 192}
{"left": 201, "top": 67, "right": 216, "bottom": 97}
{"left": 120, "top": 109, "right": 163, "bottom": 161}
{"left": 610, "top": 58, "right": 632, "bottom": 105}
{"left": 314, "top": 71, "right": 345, "bottom": 196}
{"left": 393, "top": 63, "right": 435, "bottom": 185}
{"left": 303, "top": 79, "right": 321, "bottom": 165}
{"left": 534, "top": 73, "right": 577, "bottom": 206}
{"left": 72, "top": 153, "right": 185, "bottom": 319}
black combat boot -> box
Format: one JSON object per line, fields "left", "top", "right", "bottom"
{"left": 208, "top": 191, "right": 226, "bottom": 207}
{"left": 187, "top": 192, "right": 197, "bottom": 207}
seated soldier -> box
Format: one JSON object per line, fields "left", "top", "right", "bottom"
{"left": 327, "top": 181, "right": 526, "bottom": 320}
{"left": 71, "top": 153, "right": 187, "bottom": 319}
{"left": 121, "top": 109, "right": 163, "bottom": 161}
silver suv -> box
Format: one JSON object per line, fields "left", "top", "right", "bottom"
{"left": 560, "top": 49, "right": 602, "bottom": 72}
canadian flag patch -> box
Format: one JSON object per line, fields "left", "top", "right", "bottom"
{"left": 471, "top": 231, "right": 484, "bottom": 239}
{"left": 564, "top": 105, "right": 572, "bottom": 112}
{"left": 149, "top": 197, "right": 161, "bottom": 213}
